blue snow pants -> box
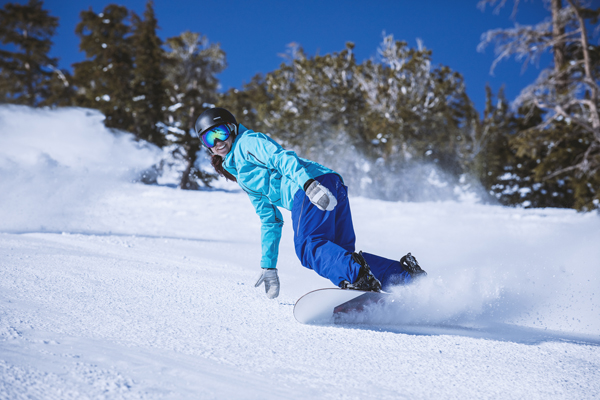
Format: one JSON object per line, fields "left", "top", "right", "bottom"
{"left": 291, "top": 173, "right": 412, "bottom": 290}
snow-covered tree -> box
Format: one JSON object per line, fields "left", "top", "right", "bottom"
{"left": 263, "top": 42, "right": 366, "bottom": 153}
{"left": 358, "top": 35, "right": 475, "bottom": 175}
{"left": 479, "top": 0, "right": 600, "bottom": 210}
{"left": 163, "top": 31, "right": 226, "bottom": 189}
{"left": 130, "top": 0, "right": 168, "bottom": 147}
{"left": 223, "top": 37, "right": 477, "bottom": 201}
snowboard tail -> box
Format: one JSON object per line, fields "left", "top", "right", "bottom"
{"left": 294, "top": 288, "right": 390, "bottom": 324}
{"left": 333, "top": 291, "right": 387, "bottom": 314}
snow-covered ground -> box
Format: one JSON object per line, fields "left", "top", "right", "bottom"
{"left": 1, "top": 106, "right": 599, "bottom": 399}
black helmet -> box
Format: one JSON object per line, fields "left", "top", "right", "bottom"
{"left": 194, "top": 107, "right": 237, "bottom": 137}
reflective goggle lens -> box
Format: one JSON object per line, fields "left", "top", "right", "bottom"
{"left": 201, "top": 124, "right": 231, "bottom": 148}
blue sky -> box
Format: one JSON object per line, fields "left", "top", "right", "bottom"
{"left": 5, "top": 0, "right": 556, "bottom": 113}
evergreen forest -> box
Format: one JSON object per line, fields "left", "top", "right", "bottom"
{"left": 1, "top": 0, "right": 599, "bottom": 211}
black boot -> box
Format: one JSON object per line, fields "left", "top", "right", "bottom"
{"left": 400, "top": 252, "right": 427, "bottom": 278}
{"left": 339, "top": 251, "right": 382, "bottom": 292}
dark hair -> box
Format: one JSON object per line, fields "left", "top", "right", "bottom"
{"left": 211, "top": 155, "right": 237, "bottom": 182}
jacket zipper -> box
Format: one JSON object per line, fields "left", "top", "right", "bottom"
{"left": 248, "top": 152, "right": 266, "bottom": 166}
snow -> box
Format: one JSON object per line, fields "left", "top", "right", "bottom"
{"left": 1, "top": 106, "right": 599, "bottom": 399}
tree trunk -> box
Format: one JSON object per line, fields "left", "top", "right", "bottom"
{"left": 565, "top": 0, "right": 600, "bottom": 143}
{"left": 179, "top": 142, "right": 200, "bottom": 190}
{"left": 179, "top": 155, "right": 196, "bottom": 190}
{"left": 552, "top": 0, "right": 566, "bottom": 93}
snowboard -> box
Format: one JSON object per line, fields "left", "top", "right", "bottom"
{"left": 293, "top": 288, "right": 391, "bottom": 324}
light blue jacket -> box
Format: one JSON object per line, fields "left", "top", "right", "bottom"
{"left": 223, "top": 125, "right": 335, "bottom": 269}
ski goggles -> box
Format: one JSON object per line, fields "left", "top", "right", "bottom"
{"left": 201, "top": 124, "right": 231, "bottom": 148}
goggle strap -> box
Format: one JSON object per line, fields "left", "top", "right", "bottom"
{"left": 226, "top": 122, "right": 236, "bottom": 135}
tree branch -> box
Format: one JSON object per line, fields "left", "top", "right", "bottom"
{"left": 565, "top": 0, "right": 600, "bottom": 136}
{"left": 543, "top": 141, "right": 600, "bottom": 179}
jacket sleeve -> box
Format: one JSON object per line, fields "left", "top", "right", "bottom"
{"left": 248, "top": 192, "right": 284, "bottom": 269}
{"left": 242, "top": 132, "right": 313, "bottom": 188}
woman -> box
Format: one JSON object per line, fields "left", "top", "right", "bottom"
{"left": 195, "top": 108, "right": 426, "bottom": 299}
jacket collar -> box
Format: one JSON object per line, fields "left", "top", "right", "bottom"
{"left": 223, "top": 124, "right": 248, "bottom": 171}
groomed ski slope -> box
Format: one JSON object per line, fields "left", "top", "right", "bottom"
{"left": 1, "top": 106, "right": 599, "bottom": 399}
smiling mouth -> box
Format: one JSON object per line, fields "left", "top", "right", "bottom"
{"left": 216, "top": 144, "right": 226, "bottom": 151}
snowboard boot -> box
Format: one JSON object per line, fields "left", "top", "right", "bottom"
{"left": 339, "top": 251, "right": 382, "bottom": 292}
{"left": 400, "top": 252, "right": 427, "bottom": 279}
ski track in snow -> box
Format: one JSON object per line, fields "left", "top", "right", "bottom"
{"left": 1, "top": 106, "right": 600, "bottom": 399}
{"left": 0, "top": 186, "right": 599, "bottom": 399}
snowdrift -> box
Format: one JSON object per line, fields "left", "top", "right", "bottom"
{"left": 0, "top": 105, "right": 160, "bottom": 232}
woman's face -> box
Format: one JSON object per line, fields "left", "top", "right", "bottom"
{"left": 211, "top": 134, "right": 233, "bottom": 157}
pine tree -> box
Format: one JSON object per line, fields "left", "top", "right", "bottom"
{"left": 263, "top": 42, "right": 367, "bottom": 155}
{"left": 0, "top": 0, "right": 63, "bottom": 106}
{"left": 468, "top": 86, "right": 556, "bottom": 207}
{"left": 226, "top": 37, "right": 477, "bottom": 201}
{"left": 467, "top": 85, "right": 514, "bottom": 203}
{"left": 220, "top": 74, "right": 271, "bottom": 134}
{"left": 359, "top": 36, "right": 474, "bottom": 175}
{"left": 73, "top": 4, "right": 135, "bottom": 132}
{"left": 130, "top": 0, "right": 167, "bottom": 147}
{"left": 163, "top": 30, "right": 226, "bottom": 189}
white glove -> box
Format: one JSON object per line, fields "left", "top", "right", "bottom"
{"left": 254, "top": 268, "right": 280, "bottom": 299}
{"left": 305, "top": 180, "right": 337, "bottom": 211}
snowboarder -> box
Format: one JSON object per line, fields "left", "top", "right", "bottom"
{"left": 195, "top": 108, "right": 426, "bottom": 299}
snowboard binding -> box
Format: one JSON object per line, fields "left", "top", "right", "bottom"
{"left": 338, "top": 251, "right": 382, "bottom": 293}
{"left": 400, "top": 252, "right": 427, "bottom": 278}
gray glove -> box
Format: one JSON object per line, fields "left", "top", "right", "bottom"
{"left": 254, "top": 268, "right": 280, "bottom": 299}
{"left": 305, "top": 180, "right": 337, "bottom": 211}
